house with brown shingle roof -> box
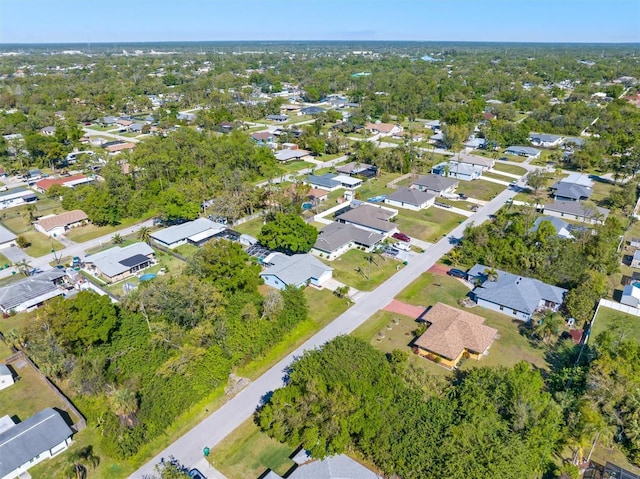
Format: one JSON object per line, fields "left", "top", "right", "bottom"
{"left": 364, "top": 122, "right": 403, "bottom": 136}
{"left": 34, "top": 210, "right": 89, "bottom": 237}
{"left": 34, "top": 174, "right": 93, "bottom": 194}
{"left": 413, "top": 302, "right": 497, "bottom": 369}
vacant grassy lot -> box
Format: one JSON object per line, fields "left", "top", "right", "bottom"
{"left": 482, "top": 171, "right": 513, "bottom": 182}
{"left": 209, "top": 419, "right": 292, "bottom": 479}
{"left": 357, "top": 172, "right": 403, "bottom": 200}
{"left": 492, "top": 162, "right": 528, "bottom": 176}
{"left": 395, "top": 208, "right": 465, "bottom": 242}
{"left": 65, "top": 221, "right": 135, "bottom": 243}
{"left": 591, "top": 306, "right": 640, "bottom": 343}
{"left": 456, "top": 178, "right": 506, "bottom": 201}
{"left": 234, "top": 217, "right": 265, "bottom": 238}
{"left": 322, "top": 249, "right": 403, "bottom": 291}
{"left": 21, "top": 230, "right": 64, "bottom": 257}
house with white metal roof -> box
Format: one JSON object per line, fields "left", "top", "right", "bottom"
{"left": 85, "top": 242, "right": 155, "bottom": 283}
{"left": 150, "top": 218, "right": 226, "bottom": 249}
{"left": 0, "top": 364, "right": 14, "bottom": 391}
{"left": 0, "top": 224, "right": 16, "bottom": 249}
{"left": 262, "top": 449, "right": 382, "bottom": 479}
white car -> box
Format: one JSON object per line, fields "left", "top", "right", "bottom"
{"left": 394, "top": 241, "right": 411, "bottom": 252}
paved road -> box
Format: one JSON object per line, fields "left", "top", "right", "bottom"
{"left": 129, "top": 181, "right": 522, "bottom": 479}
{"left": 82, "top": 127, "right": 142, "bottom": 143}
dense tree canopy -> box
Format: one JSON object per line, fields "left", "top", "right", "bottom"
{"left": 258, "top": 213, "right": 318, "bottom": 254}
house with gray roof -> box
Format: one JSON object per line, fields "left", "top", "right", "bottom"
{"left": 504, "top": 145, "right": 541, "bottom": 158}
{"left": 467, "top": 264, "right": 567, "bottom": 322}
{"left": 543, "top": 200, "right": 609, "bottom": 225}
{"left": 275, "top": 149, "right": 312, "bottom": 162}
{"left": 412, "top": 174, "right": 458, "bottom": 196}
{"left": 431, "top": 161, "right": 482, "bottom": 182}
{"left": 85, "top": 242, "right": 155, "bottom": 283}
{"left": 305, "top": 174, "right": 341, "bottom": 191}
{"left": 300, "top": 106, "right": 325, "bottom": 115}
{"left": 312, "top": 222, "right": 385, "bottom": 260}
{"left": 529, "top": 132, "right": 564, "bottom": 148}
{"left": 530, "top": 216, "right": 576, "bottom": 240}
{"left": 0, "top": 224, "right": 16, "bottom": 249}
{"left": 260, "top": 253, "right": 332, "bottom": 290}
{"left": 266, "top": 114, "right": 289, "bottom": 122}
{"left": 385, "top": 187, "right": 436, "bottom": 211}
{"left": 101, "top": 116, "right": 118, "bottom": 126}
{"left": 336, "top": 203, "right": 398, "bottom": 235}
{"left": 550, "top": 173, "right": 594, "bottom": 201}
{"left": 150, "top": 218, "right": 226, "bottom": 249}
{"left": 0, "top": 408, "right": 73, "bottom": 479}
{"left": 262, "top": 449, "right": 381, "bottom": 479}
{"left": 621, "top": 283, "right": 640, "bottom": 308}
{"left": 335, "top": 162, "right": 377, "bottom": 178}
{"left": 0, "top": 269, "right": 66, "bottom": 314}
{"left": 631, "top": 250, "right": 640, "bottom": 269}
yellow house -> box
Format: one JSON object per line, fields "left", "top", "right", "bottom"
{"left": 412, "top": 303, "right": 497, "bottom": 369}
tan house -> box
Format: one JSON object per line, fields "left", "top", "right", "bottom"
{"left": 413, "top": 303, "right": 497, "bottom": 369}
{"left": 364, "top": 122, "right": 403, "bottom": 136}
{"left": 34, "top": 210, "right": 89, "bottom": 237}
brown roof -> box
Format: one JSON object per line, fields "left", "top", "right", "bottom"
{"left": 35, "top": 210, "right": 88, "bottom": 232}
{"left": 365, "top": 122, "right": 398, "bottom": 134}
{"left": 105, "top": 142, "right": 136, "bottom": 152}
{"left": 251, "top": 131, "right": 273, "bottom": 141}
{"left": 307, "top": 188, "right": 329, "bottom": 199}
{"left": 35, "top": 174, "right": 88, "bottom": 192}
{"left": 117, "top": 119, "right": 133, "bottom": 126}
{"left": 413, "top": 303, "right": 497, "bottom": 361}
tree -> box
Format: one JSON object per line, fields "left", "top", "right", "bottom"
{"left": 258, "top": 213, "right": 318, "bottom": 254}
{"left": 137, "top": 226, "right": 151, "bottom": 244}
{"left": 15, "top": 235, "right": 30, "bottom": 249}
{"left": 262, "top": 290, "right": 284, "bottom": 320}
{"left": 14, "top": 258, "right": 32, "bottom": 276}
{"left": 526, "top": 169, "right": 547, "bottom": 197}
{"left": 109, "top": 387, "right": 139, "bottom": 428}
{"left": 534, "top": 311, "right": 563, "bottom": 343}
{"left": 63, "top": 445, "right": 100, "bottom": 479}
{"left": 565, "top": 270, "right": 607, "bottom": 324}
{"left": 112, "top": 233, "right": 124, "bottom": 244}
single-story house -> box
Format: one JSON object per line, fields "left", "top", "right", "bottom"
{"left": 467, "top": 264, "right": 567, "bottom": 322}
{"left": 563, "top": 136, "right": 586, "bottom": 149}
{"left": 336, "top": 203, "right": 398, "bottom": 235}
{"left": 41, "top": 126, "right": 56, "bottom": 136}
{"left": 602, "top": 462, "right": 640, "bottom": 479}
{"left": 250, "top": 131, "right": 275, "bottom": 145}
{"left": 550, "top": 173, "right": 594, "bottom": 201}
{"left": 457, "top": 153, "right": 494, "bottom": 171}
{"left": 312, "top": 221, "right": 385, "bottom": 260}
{"left": 116, "top": 119, "right": 133, "bottom": 128}
{"left": 0, "top": 408, "right": 74, "bottom": 479}
{"left": 630, "top": 238, "right": 640, "bottom": 249}
{"left": 364, "top": 122, "right": 403, "bottom": 136}
{"left": 431, "top": 161, "right": 482, "bottom": 181}
{"left": 101, "top": 115, "right": 118, "bottom": 126}
{"left": 429, "top": 132, "right": 445, "bottom": 145}
{"left": 621, "top": 283, "right": 640, "bottom": 308}
{"left": 412, "top": 174, "right": 458, "bottom": 196}
{"left": 530, "top": 216, "right": 575, "bottom": 240}
{"left": 300, "top": 106, "right": 325, "bottom": 115}
{"left": 85, "top": 242, "right": 155, "bottom": 283}
{"left": 34, "top": 210, "right": 89, "bottom": 237}
{"left": 529, "top": 132, "right": 564, "bottom": 148}
{"left": 482, "top": 111, "right": 497, "bottom": 121}
{"left": 464, "top": 138, "right": 488, "bottom": 150}
{"left": 128, "top": 122, "right": 144, "bottom": 133}
{"left": 335, "top": 162, "right": 377, "bottom": 178}
{"left": 543, "top": 201, "right": 609, "bottom": 225}
{"left": 504, "top": 146, "right": 541, "bottom": 158}
{"left": 260, "top": 253, "right": 333, "bottom": 290}
{"left": 385, "top": 187, "right": 436, "bottom": 211}
{"left": 424, "top": 119, "right": 441, "bottom": 131}
{"left": 220, "top": 121, "right": 233, "bottom": 133}
{"left": 305, "top": 174, "right": 341, "bottom": 191}
{"left": 275, "top": 149, "right": 312, "bottom": 162}
{"left": 104, "top": 142, "right": 136, "bottom": 154}
{"left": 0, "top": 188, "right": 37, "bottom": 210}
{"left": 150, "top": 218, "right": 226, "bottom": 249}
{"left": 263, "top": 449, "right": 382, "bottom": 479}
{"left": 413, "top": 302, "right": 498, "bottom": 369}
{"left": 34, "top": 174, "right": 93, "bottom": 194}
{"left": 332, "top": 174, "right": 363, "bottom": 189}
{"left": 0, "top": 224, "right": 16, "bottom": 249}
{"left": 307, "top": 188, "right": 329, "bottom": 204}
{"left": 0, "top": 269, "right": 67, "bottom": 314}
{"left": 281, "top": 104, "right": 302, "bottom": 114}
{"left": 177, "top": 112, "right": 196, "bottom": 122}
{"left": 266, "top": 114, "right": 289, "bottom": 122}
{"left": 632, "top": 250, "right": 640, "bottom": 269}
{"left": 0, "top": 364, "right": 14, "bottom": 391}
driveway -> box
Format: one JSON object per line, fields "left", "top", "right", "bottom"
{"left": 2, "top": 245, "right": 31, "bottom": 264}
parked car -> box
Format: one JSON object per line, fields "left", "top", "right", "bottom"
{"left": 392, "top": 232, "right": 411, "bottom": 242}
{"left": 189, "top": 469, "right": 207, "bottom": 479}
{"left": 447, "top": 268, "right": 467, "bottom": 279}
{"left": 499, "top": 156, "right": 508, "bottom": 161}
{"left": 395, "top": 241, "right": 411, "bottom": 251}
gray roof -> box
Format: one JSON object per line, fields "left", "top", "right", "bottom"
{"left": 468, "top": 264, "right": 567, "bottom": 315}
{"left": 313, "top": 222, "right": 384, "bottom": 252}
{"left": 544, "top": 200, "right": 609, "bottom": 220}
{"left": 0, "top": 269, "right": 65, "bottom": 312}
{"left": 634, "top": 250, "right": 640, "bottom": 261}
{"left": 102, "top": 116, "right": 117, "bottom": 124}
{"left": 529, "top": 132, "right": 563, "bottom": 143}
{"left": 505, "top": 145, "right": 541, "bottom": 156}
{"left": 412, "top": 174, "right": 458, "bottom": 192}
{"left": 300, "top": 106, "right": 326, "bottom": 115}
{"left": 275, "top": 149, "right": 310, "bottom": 161}
{"left": 150, "top": 218, "right": 224, "bottom": 246}
{"left": 551, "top": 182, "right": 592, "bottom": 201}
{"left": 87, "top": 242, "right": 154, "bottom": 278}
{"left": 306, "top": 174, "right": 340, "bottom": 189}
{"left": 531, "top": 216, "right": 574, "bottom": 239}
{"left": 563, "top": 136, "right": 586, "bottom": 147}
{"left": 386, "top": 187, "right": 435, "bottom": 207}
{"left": 287, "top": 454, "right": 382, "bottom": 479}
{"left": 0, "top": 364, "right": 11, "bottom": 377}
{"left": 0, "top": 224, "right": 16, "bottom": 244}
{"left": 260, "top": 253, "right": 332, "bottom": 286}
{"left": 432, "top": 161, "right": 482, "bottom": 178}
{"left": 0, "top": 408, "right": 73, "bottom": 478}
{"left": 335, "top": 162, "right": 374, "bottom": 175}
{"left": 336, "top": 204, "right": 397, "bottom": 233}
{"left": 266, "top": 114, "right": 288, "bottom": 121}
{"left": 129, "top": 122, "right": 144, "bottom": 131}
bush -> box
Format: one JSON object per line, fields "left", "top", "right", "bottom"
{"left": 15, "top": 235, "right": 30, "bottom": 248}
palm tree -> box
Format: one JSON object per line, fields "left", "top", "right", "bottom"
{"left": 137, "top": 226, "right": 151, "bottom": 244}
{"left": 112, "top": 233, "right": 123, "bottom": 245}
{"left": 483, "top": 267, "right": 499, "bottom": 282}
{"left": 534, "top": 310, "right": 562, "bottom": 343}
{"left": 109, "top": 387, "right": 139, "bottom": 427}
{"left": 14, "top": 259, "right": 32, "bottom": 277}
{"left": 449, "top": 248, "right": 462, "bottom": 266}
{"left": 64, "top": 445, "right": 100, "bottom": 479}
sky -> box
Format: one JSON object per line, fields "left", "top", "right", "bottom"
{"left": 1, "top": 0, "right": 639, "bottom": 44}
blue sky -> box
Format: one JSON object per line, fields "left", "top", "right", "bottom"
{"left": 1, "top": 0, "right": 638, "bottom": 44}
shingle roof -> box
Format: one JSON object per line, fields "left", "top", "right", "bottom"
{"left": 287, "top": 454, "right": 382, "bottom": 479}
{"left": 336, "top": 204, "right": 397, "bottom": 233}
{"left": 35, "top": 174, "right": 89, "bottom": 192}
{"left": 335, "top": 162, "right": 374, "bottom": 175}
{"left": 365, "top": 122, "right": 398, "bottom": 134}
{"left": 0, "top": 408, "right": 73, "bottom": 478}
{"left": 0, "top": 224, "right": 16, "bottom": 244}
{"left": 275, "top": 149, "right": 310, "bottom": 161}
{"left": 505, "top": 145, "right": 541, "bottom": 156}
{"left": 35, "top": 210, "right": 88, "bottom": 232}
{"left": 251, "top": 131, "right": 273, "bottom": 141}
{"left": 468, "top": 264, "right": 567, "bottom": 315}
{"left": 313, "top": 222, "right": 384, "bottom": 252}
{"left": 0, "top": 270, "right": 65, "bottom": 312}
{"left": 150, "top": 218, "right": 224, "bottom": 246}
{"left": 87, "top": 243, "right": 154, "bottom": 278}
{"left": 260, "top": 253, "right": 332, "bottom": 286}
{"left": 413, "top": 303, "right": 497, "bottom": 360}
{"left": 0, "top": 364, "right": 11, "bottom": 377}
{"left": 306, "top": 174, "right": 340, "bottom": 189}
{"left": 529, "top": 132, "right": 563, "bottom": 143}
{"left": 551, "top": 182, "right": 592, "bottom": 200}
{"left": 386, "top": 187, "right": 435, "bottom": 207}
{"left": 412, "top": 174, "right": 458, "bottom": 192}
{"left": 544, "top": 200, "right": 609, "bottom": 220}
{"left": 530, "top": 216, "right": 574, "bottom": 239}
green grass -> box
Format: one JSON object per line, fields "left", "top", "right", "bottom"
{"left": 234, "top": 217, "right": 265, "bottom": 238}
{"left": 591, "top": 306, "right": 640, "bottom": 344}
{"left": 174, "top": 243, "right": 200, "bottom": 257}
{"left": 21, "top": 231, "right": 64, "bottom": 257}
{"left": 322, "top": 249, "right": 403, "bottom": 291}
{"left": 356, "top": 172, "right": 403, "bottom": 200}
{"left": 492, "top": 162, "right": 528, "bottom": 176}
{"left": 456, "top": 178, "right": 506, "bottom": 201}
{"left": 395, "top": 208, "right": 465, "bottom": 242}
{"left": 0, "top": 339, "right": 12, "bottom": 359}
{"left": 482, "top": 171, "right": 513, "bottom": 182}
{"left": 590, "top": 180, "right": 615, "bottom": 203}
{"left": 65, "top": 217, "right": 151, "bottom": 243}
{"left": 209, "top": 419, "right": 294, "bottom": 479}
{"left": 85, "top": 239, "right": 137, "bottom": 256}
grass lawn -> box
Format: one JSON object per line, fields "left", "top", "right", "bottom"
{"left": 0, "top": 252, "right": 9, "bottom": 267}
{"left": 492, "top": 162, "right": 528, "bottom": 176}
{"left": 356, "top": 172, "right": 403, "bottom": 200}
{"left": 0, "top": 339, "right": 12, "bottom": 359}
{"left": 482, "top": 171, "right": 513, "bottom": 182}
{"left": 234, "top": 217, "right": 265, "bottom": 238}
{"left": 456, "top": 179, "right": 506, "bottom": 201}
{"left": 321, "top": 249, "right": 403, "bottom": 291}
{"left": 85, "top": 239, "right": 137, "bottom": 256}
{"left": 590, "top": 179, "right": 615, "bottom": 203}
{"left": 591, "top": 305, "right": 640, "bottom": 343}
{"left": 395, "top": 208, "right": 465, "bottom": 242}
{"left": 21, "top": 230, "right": 64, "bottom": 257}
{"left": 65, "top": 217, "right": 151, "bottom": 243}
{"left": 209, "top": 419, "right": 293, "bottom": 479}
{"left": 174, "top": 243, "right": 200, "bottom": 257}
{"left": 280, "top": 160, "right": 314, "bottom": 174}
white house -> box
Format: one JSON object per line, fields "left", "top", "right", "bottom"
{"left": 0, "top": 364, "right": 14, "bottom": 391}
{"left": 543, "top": 201, "right": 609, "bottom": 225}
{"left": 260, "top": 253, "right": 333, "bottom": 290}
{"left": 385, "top": 187, "right": 436, "bottom": 211}
{"left": 0, "top": 188, "right": 37, "bottom": 210}
{"left": 0, "top": 270, "right": 67, "bottom": 314}
{"left": 505, "top": 146, "right": 541, "bottom": 158}
{"left": 631, "top": 250, "right": 640, "bottom": 269}
{"left": 432, "top": 161, "right": 482, "bottom": 182}
{"left": 150, "top": 218, "right": 226, "bottom": 250}
{"left": 529, "top": 132, "right": 564, "bottom": 148}
{"left": 312, "top": 222, "right": 385, "bottom": 260}
{"left": 34, "top": 210, "right": 88, "bottom": 237}
{"left": 85, "top": 243, "right": 155, "bottom": 283}
{"left": 364, "top": 122, "right": 402, "bottom": 136}
{"left": 0, "top": 225, "right": 16, "bottom": 249}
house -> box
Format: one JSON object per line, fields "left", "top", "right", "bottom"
{"left": 129, "top": 122, "right": 144, "bottom": 133}
{"left": 85, "top": 242, "right": 155, "bottom": 283}
{"left": 220, "top": 121, "right": 234, "bottom": 133}
{"left": 505, "top": 146, "right": 541, "bottom": 158}
{"left": 250, "top": 131, "right": 275, "bottom": 146}
{"left": 530, "top": 216, "right": 575, "bottom": 240}
{"left": 332, "top": 174, "right": 363, "bottom": 189}
{"left": 0, "top": 269, "right": 67, "bottom": 314}
{"left": 0, "top": 408, "right": 74, "bottom": 479}
{"left": 482, "top": 111, "right": 497, "bottom": 121}
{"left": 34, "top": 174, "right": 93, "bottom": 194}
{"left": 335, "top": 162, "right": 377, "bottom": 178}
{"left": 336, "top": 203, "right": 398, "bottom": 235}
{"left": 0, "top": 224, "right": 16, "bottom": 249}
{"left": 413, "top": 303, "right": 498, "bottom": 369}
{"left": 543, "top": 201, "right": 609, "bottom": 224}
{"left": 464, "top": 137, "right": 487, "bottom": 150}
{"left": 431, "top": 161, "right": 482, "bottom": 181}
{"left": 150, "top": 218, "right": 226, "bottom": 250}
{"left": 300, "top": 106, "right": 325, "bottom": 115}
{"left": 550, "top": 173, "right": 594, "bottom": 201}
{"left": 101, "top": 115, "right": 118, "bottom": 126}
{"left": 177, "top": 112, "right": 196, "bottom": 122}
{"left": 116, "top": 119, "right": 133, "bottom": 128}
{"left": 280, "top": 104, "right": 302, "bottom": 114}
{"left": 428, "top": 132, "right": 445, "bottom": 146}
{"left": 385, "top": 187, "right": 436, "bottom": 211}
{"left": 266, "top": 114, "right": 289, "bottom": 123}
{"left": 0, "top": 188, "right": 37, "bottom": 210}
{"left": 312, "top": 222, "right": 385, "bottom": 260}
{"left": 305, "top": 174, "right": 341, "bottom": 191}
{"left": 467, "top": 264, "right": 567, "bottom": 322}
{"left": 630, "top": 238, "right": 640, "bottom": 249}
{"left": 41, "top": 126, "right": 56, "bottom": 136}
{"left": 104, "top": 142, "right": 136, "bottom": 154}
{"left": 621, "top": 283, "right": 640, "bottom": 308}
{"left": 424, "top": 119, "right": 441, "bottom": 131}
{"left": 34, "top": 210, "right": 89, "bottom": 237}
{"left": 263, "top": 449, "right": 382, "bottom": 479}
{"left": 275, "top": 149, "right": 312, "bottom": 162}
{"left": 0, "top": 364, "right": 14, "bottom": 391}
{"left": 260, "top": 253, "right": 333, "bottom": 290}
{"left": 412, "top": 174, "right": 458, "bottom": 196}
{"left": 457, "top": 153, "right": 494, "bottom": 171}
{"left": 307, "top": 188, "right": 329, "bottom": 204}
{"left": 632, "top": 250, "right": 640, "bottom": 269}
{"left": 563, "top": 136, "right": 586, "bottom": 149}
{"left": 364, "top": 122, "right": 403, "bottom": 136}
{"left": 529, "top": 132, "right": 564, "bottom": 148}
{"left": 602, "top": 462, "right": 640, "bottom": 479}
